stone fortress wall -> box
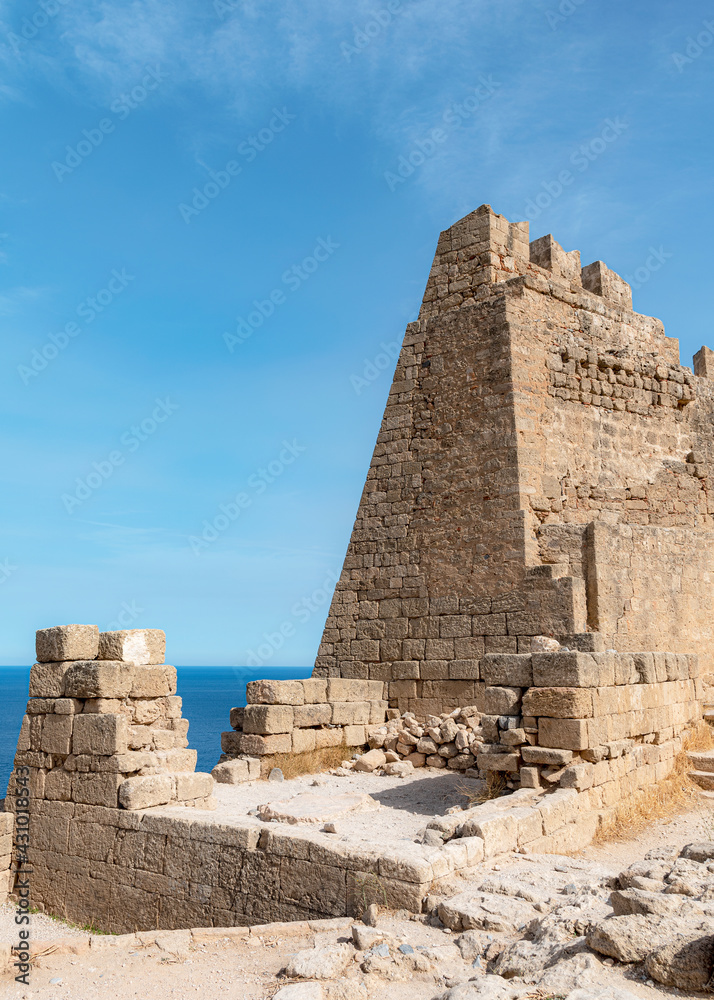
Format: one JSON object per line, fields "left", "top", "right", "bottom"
{"left": 2, "top": 206, "right": 712, "bottom": 931}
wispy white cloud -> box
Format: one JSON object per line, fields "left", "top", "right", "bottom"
{"left": 0, "top": 284, "right": 49, "bottom": 315}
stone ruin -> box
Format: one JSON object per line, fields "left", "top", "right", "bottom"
{"left": 1, "top": 205, "right": 713, "bottom": 936}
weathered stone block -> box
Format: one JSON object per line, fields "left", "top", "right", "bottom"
{"left": 242, "top": 704, "right": 294, "bottom": 735}
{"left": 315, "top": 728, "right": 344, "bottom": 749}
{"left": 482, "top": 686, "right": 522, "bottom": 715}
{"left": 119, "top": 774, "right": 174, "bottom": 810}
{"left": 538, "top": 717, "right": 589, "bottom": 750}
{"left": 331, "top": 701, "right": 370, "bottom": 726}
{"left": 302, "top": 678, "right": 328, "bottom": 703}
{"left": 449, "top": 659, "right": 480, "bottom": 680}
{"left": 64, "top": 662, "right": 133, "bottom": 699}
{"left": 211, "top": 757, "right": 260, "bottom": 784}
{"left": 29, "top": 662, "right": 72, "bottom": 698}
{"left": 238, "top": 733, "right": 292, "bottom": 755}
{"left": 293, "top": 703, "right": 332, "bottom": 727}
{"left": 522, "top": 687, "right": 593, "bottom": 718}
{"left": 130, "top": 664, "right": 177, "bottom": 698}
{"left": 246, "top": 679, "right": 305, "bottom": 705}
{"left": 40, "top": 714, "right": 73, "bottom": 754}
{"left": 292, "top": 728, "right": 317, "bottom": 753}
{"left": 72, "top": 772, "right": 122, "bottom": 807}
{"left": 327, "top": 678, "right": 370, "bottom": 702}
{"left": 163, "top": 748, "right": 197, "bottom": 771}
{"left": 343, "top": 724, "right": 366, "bottom": 746}
{"left": 531, "top": 652, "right": 599, "bottom": 687}
{"left": 559, "top": 761, "right": 594, "bottom": 790}
{"left": 98, "top": 629, "right": 166, "bottom": 665}
{"left": 521, "top": 746, "right": 573, "bottom": 765}
{"left": 476, "top": 752, "right": 520, "bottom": 772}
{"left": 175, "top": 772, "right": 212, "bottom": 801}
{"left": 229, "top": 707, "right": 245, "bottom": 730}
{"left": 481, "top": 654, "right": 533, "bottom": 687}
{"left": 73, "top": 714, "right": 129, "bottom": 756}
{"left": 36, "top": 624, "right": 99, "bottom": 663}
{"left": 44, "top": 768, "right": 73, "bottom": 800}
{"left": 461, "top": 812, "right": 518, "bottom": 856}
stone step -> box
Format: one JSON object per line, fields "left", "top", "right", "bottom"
{"left": 689, "top": 770, "right": 714, "bottom": 791}
{"left": 688, "top": 749, "right": 714, "bottom": 773}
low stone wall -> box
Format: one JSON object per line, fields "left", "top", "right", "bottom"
{"left": 475, "top": 649, "right": 701, "bottom": 788}
{"left": 218, "top": 677, "right": 388, "bottom": 776}
{"left": 219, "top": 648, "right": 701, "bottom": 791}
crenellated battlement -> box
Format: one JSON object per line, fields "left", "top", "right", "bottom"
{"left": 418, "top": 204, "right": 639, "bottom": 321}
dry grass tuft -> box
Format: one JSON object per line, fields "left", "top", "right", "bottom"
{"left": 257, "top": 745, "right": 362, "bottom": 780}
{"left": 460, "top": 769, "right": 506, "bottom": 806}
{"left": 594, "top": 722, "right": 714, "bottom": 844}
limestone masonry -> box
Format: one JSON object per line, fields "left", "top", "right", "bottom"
{"left": 2, "top": 206, "right": 713, "bottom": 936}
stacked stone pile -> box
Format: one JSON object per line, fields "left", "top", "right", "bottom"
{"left": 362, "top": 706, "right": 486, "bottom": 775}
{"left": 10, "top": 624, "right": 213, "bottom": 811}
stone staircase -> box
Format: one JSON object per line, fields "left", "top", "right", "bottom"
{"left": 688, "top": 747, "right": 714, "bottom": 791}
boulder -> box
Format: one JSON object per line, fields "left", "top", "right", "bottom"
{"left": 644, "top": 931, "right": 714, "bottom": 990}
{"left": 352, "top": 749, "right": 386, "bottom": 772}
{"left": 587, "top": 914, "right": 662, "bottom": 962}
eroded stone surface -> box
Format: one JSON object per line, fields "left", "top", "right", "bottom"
{"left": 258, "top": 791, "right": 380, "bottom": 826}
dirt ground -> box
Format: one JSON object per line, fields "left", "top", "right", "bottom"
{"left": 1, "top": 799, "right": 712, "bottom": 1000}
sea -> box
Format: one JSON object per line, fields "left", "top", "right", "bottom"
{"left": 0, "top": 665, "right": 311, "bottom": 795}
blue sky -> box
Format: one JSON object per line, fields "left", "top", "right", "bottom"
{"left": 0, "top": 0, "right": 712, "bottom": 666}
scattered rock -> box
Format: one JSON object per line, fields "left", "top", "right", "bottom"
{"left": 284, "top": 944, "right": 353, "bottom": 980}
{"left": 362, "top": 903, "right": 379, "bottom": 927}
{"left": 269, "top": 767, "right": 284, "bottom": 782}
{"left": 353, "top": 749, "right": 386, "bottom": 772}
{"left": 351, "top": 924, "right": 390, "bottom": 951}
{"left": 382, "top": 761, "right": 414, "bottom": 777}
{"left": 644, "top": 931, "right": 714, "bottom": 990}
{"left": 681, "top": 840, "right": 714, "bottom": 862}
